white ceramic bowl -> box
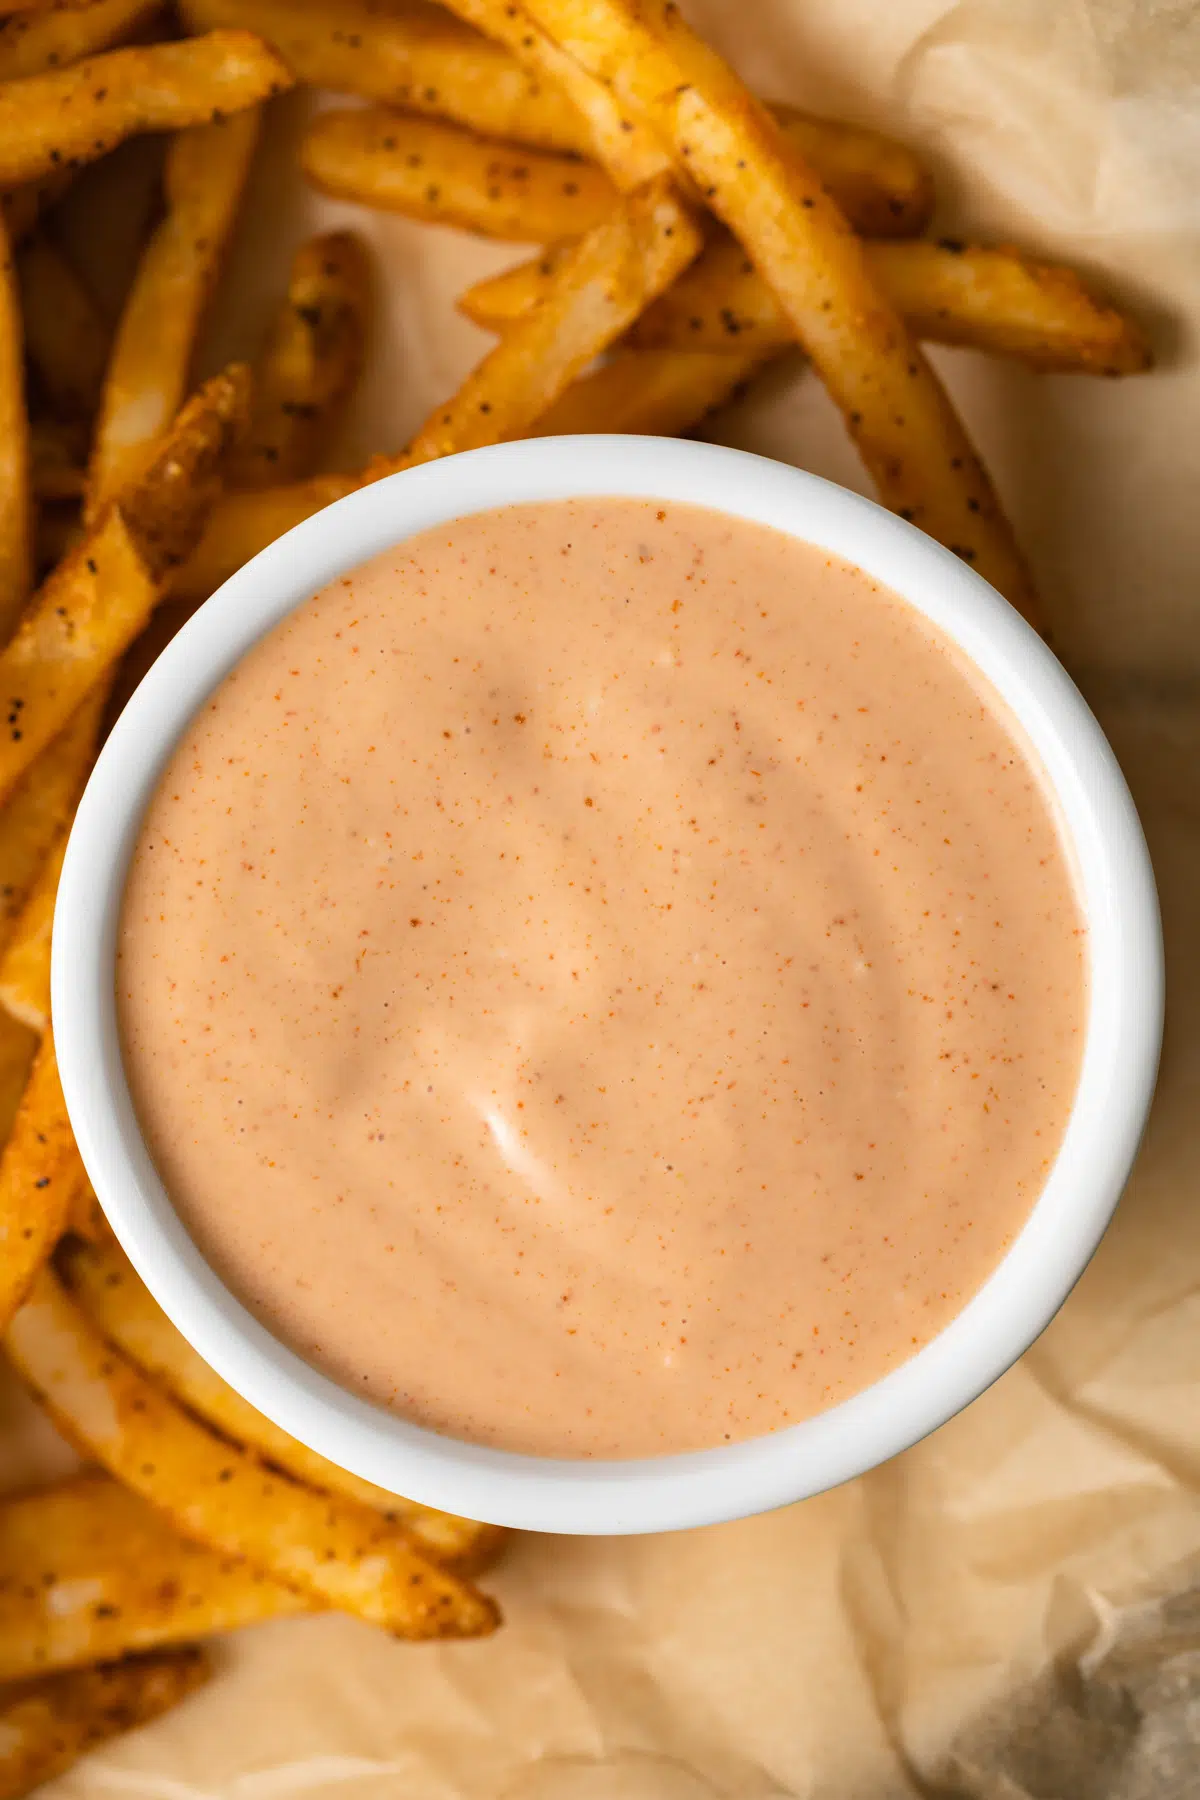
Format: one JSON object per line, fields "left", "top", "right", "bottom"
{"left": 53, "top": 436, "right": 1163, "bottom": 1536}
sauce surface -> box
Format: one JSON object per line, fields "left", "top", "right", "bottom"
{"left": 118, "top": 499, "right": 1086, "bottom": 1458}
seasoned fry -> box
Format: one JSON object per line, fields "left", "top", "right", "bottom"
{"left": 87, "top": 109, "right": 260, "bottom": 516}
{"left": 185, "top": 0, "right": 929, "bottom": 233}
{"left": 0, "top": 365, "right": 250, "bottom": 807}
{"left": 458, "top": 245, "right": 572, "bottom": 327}
{"left": 60, "top": 1229, "right": 506, "bottom": 1573}
{"left": 0, "top": 29, "right": 290, "bottom": 189}
{"left": 0, "top": 1012, "right": 34, "bottom": 1144}
{"left": 0, "top": 1032, "right": 82, "bottom": 1334}
{"left": 630, "top": 234, "right": 1153, "bottom": 373}
{"left": 0, "top": 1470, "right": 308, "bottom": 1681}
{"left": 530, "top": 344, "right": 765, "bottom": 436}
{"left": 181, "top": 0, "right": 587, "bottom": 156}
{"left": 6, "top": 1266, "right": 501, "bottom": 1639}
{"left": 175, "top": 178, "right": 702, "bottom": 600}
{"left": 0, "top": 827, "right": 62, "bottom": 1030}
{"left": 0, "top": 1648, "right": 209, "bottom": 1800}
{"left": 229, "top": 230, "right": 371, "bottom": 488}
{"left": 17, "top": 233, "right": 109, "bottom": 419}
{"left": 0, "top": 207, "right": 30, "bottom": 643}
{"left": 520, "top": 0, "right": 1040, "bottom": 623}
{"left": 302, "top": 108, "right": 618, "bottom": 243}
{"left": 0, "top": 0, "right": 161, "bottom": 83}
{"left": 0, "top": 685, "right": 105, "bottom": 944}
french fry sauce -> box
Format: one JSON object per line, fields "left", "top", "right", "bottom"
{"left": 0, "top": 0, "right": 1151, "bottom": 1786}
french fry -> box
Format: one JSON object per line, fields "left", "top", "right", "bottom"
{"left": 181, "top": 0, "right": 587, "bottom": 157}
{"left": 530, "top": 344, "right": 765, "bottom": 436}
{"left": 0, "top": 364, "right": 250, "bottom": 807}
{"left": 59, "top": 1229, "right": 507, "bottom": 1574}
{"left": 185, "top": 0, "right": 930, "bottom": 233}
{"left": 0, "top": 685, "right": 106, "bottom": 944}
{"left": 0, "top": 1013, "right": 34, "bottom": 1146}
{"left": 458, "top": 245, "right": 572, "bottom": 327}
{"left": 519, "top": 0, "right": 1041, "bottom": 624}
{"left": 17, "top": 233, "right": 109, "bottom": 419}
{"left": 0, "top": 0, "right": 161, "bottom": 83}
{"left": 228, "top": 230, "right": 371, "bottom": 489}
{"left": 0, "top": 1032, "right": 83, "bottom": 1334}
{"left": 87, "top": 109, "right": 260, "bottom": 517}
{"left": 0, "top": 1648, "right": 209, "bottom": 1800}
{"left": 0, "top": 207, "right": 31, "bottom": 644}
{"left": 0, "top": 29, "right": 290, "bottom": 189}
{"left": 630, "top": 234, "right": 1153, "bottom": 374}
{"left": 0, "top": 1470, "right": 308, "bottom": 1681}
{"left": 0, "top": 827, "right": 62, "bottom": 1030}
{"left": 302, "top": 108, "right": 618, "bottom": 243}
{"left": 175, "top": 177, "right": 702, "bottom": 600}
{"left": 6, "top": 1266, "right": 501, "bottom": 1640}
{"left": 64, "top": 1168, "right": 101, "bottom": 1239}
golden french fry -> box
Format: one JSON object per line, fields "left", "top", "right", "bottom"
{"left": 60, "top": 1229, "right": 507, "bottom": 1574}
{"left": 0, "top": 685, "right": 106, "bottom": 945}
{"left": 0, "top": 1647, "right": 209, "bottom": 1800}
{"left": 17, "top": 233, "right": 109, "bottom": 420}
{"left": 0, "top": 1032, "right": 83, "bottom": 1333}
{"left": 0, "top": 365, "right": 249, "bottom": 807}
{"left": 302, "top": 107, "right": 618, "bottom": 243}
{"left": 229, "top": 230, "right": 371, "bottom": 489}
{"left": 175, "top": 177, "right": 702, "bottom": 600}
{"left": 6, "top": 1266, "right": 501, "bottom": 1640}
{"left": 630, "top": 233, "right": 1153, "bottom": 373}
{"left": 458, "top": 245, "right": 571, "bottom": 327}
{"left": 87, "top": 109, "right": 260, "bottom": 517}
{"left": 181, "top": 0, "right": 587, "bottom": 156}
{"left": 0, "top": 29, "right": 289, "bottom": 188}
{"left": 0, "top": 1469, "right": 308, "bottom": 1681}
{"left": 520, "top": 0, "right": 1040, "bottom": 625}
{"left": 64, "top": 1169, "right": 102, "bottom": 1239}
{"left": 0, "top": 208, "right": 31, "bottom": 644}
{"left": 0, "top": 1012, "right": 34, "bottom": 1145}
{"left": 531, "top": 343, "right": 765, "bottom": 436}
{"left": 0, "top": 827, "right": 62, "bottom": 1030}
{"left": 0, "top": 0, "right": 161, "bottom": 83}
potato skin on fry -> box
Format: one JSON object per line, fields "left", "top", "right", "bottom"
{"left": 302, "top": 108, "right": 618, "bottom": 243}
{"left": 0, "top": 29, "right": 291, "bottom": 189}
{"left": 59, "top": 1228, "right": 506, "bottom": 1574}
{"left": 230, "top": 230, "right": 372, "bottom": 489}
{"left": 0, "top": 1471, "right": 309, "bottom": 1681}
{"left": 0, "top": 1647, "right": 209, "bottom": 1800}
{"left": 5, "top": 1267, "right": 501, "bottom": 1640}
{"left": 0, "top": 1031, "right": 83, "bottom": 1334}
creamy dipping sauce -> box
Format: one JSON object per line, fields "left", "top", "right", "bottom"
{"left": 118, "top": 499, "right": 1086, "bottom": 1458}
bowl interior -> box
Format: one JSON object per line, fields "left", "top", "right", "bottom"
{"left": 52, "top": 436, "right": 1163, "bottom": 1534}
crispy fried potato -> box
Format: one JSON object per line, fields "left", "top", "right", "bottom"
{"left": 64, "top": 1169, "right": 101, "bottom": 1239}
{"left": 458, "top": 245, "right": 572, "bottom": 327}
{"left": 0, "top": 1647, "right": 208, "bottom": 1800}
{"left": 181, "top": 0, "right": 587, "bottom": 156}
{"left": 0, "top": 685, "right": 104, "bottom": 945}
{"left": 60, "top": 1229, "right": 506, "bottom": 1574}
{"left": 0, "top": 29, "right": 290, "bottom": 189}
{"left": 530, "top": 344, "right": 765, "bottom": 435}
{"left": 0, "top": 366, "right": 249, "bottom": 807}
{"left": 521, "top": 0, "right": 1040, "bottom": 624}
{"left": 0, "top": 1032, "right": 82, "bottom": 1333}
{"left": 17, "top": 233, "right": 109, "bottom": 420}
{"left": 630, "top": 233, "right": 1152, "bottom": 373}
{"left": 302, "top": 108, "right": 618, "bottom": 243}
{"left": 0, "top": 208, "right": 30, "bottom": 643}
{"left": 0, "top": 1470, "right": 308, "bottom": 1681}
{"left": 0, "top": 827, "right": 62, "bottom": 1030}
{"left": 87, "top": 109, "right": 260, "bottom": 517}
{"left": 0, "top": 1012, "right": 34, "bottom": 1144}
{"left": 6, "top": 1267, "right": 501, "bottom": 1639}
{"left": 176, "top": 178, "right": 701, "bottom": 599}
{"left": 229, "top": 231, "right": 371, "bottom": 489}
{"left": 0, "top": 0, "right": 161, "bottom": 83}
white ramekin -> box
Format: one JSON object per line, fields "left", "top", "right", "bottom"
{"left": 52, "top": 437, "right": 1163, "bottom": 1536}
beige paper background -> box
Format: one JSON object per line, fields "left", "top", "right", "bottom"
{"left": 5, "top": 1, "right": 1200, "bottom": 1793}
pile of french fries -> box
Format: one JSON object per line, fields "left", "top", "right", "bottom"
{"left": 0, "top": 0, "right": 1149, "bottom": 1789}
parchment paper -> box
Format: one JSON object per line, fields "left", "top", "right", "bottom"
{"left": 7, "top": 1, "right": 1200, "bottom": 1793}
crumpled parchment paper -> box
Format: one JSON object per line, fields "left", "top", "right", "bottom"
{"left": 5, "top": 1, "right": 1200, "bottom": 1794}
